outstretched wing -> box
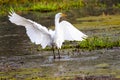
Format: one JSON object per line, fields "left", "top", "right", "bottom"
{"left": 8, "top": 12, "right": 52, "bottom": 48}
{"left": 59, "top": 21, "right": 87, "bottom": 41}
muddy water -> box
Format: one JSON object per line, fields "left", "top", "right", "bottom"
{"left": 0, "top": 12, "right": 120, "bottom": 79}
{"left": 0, "top": 25, "right": 32, "bottom": 56}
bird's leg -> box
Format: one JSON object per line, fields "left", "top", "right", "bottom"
{"left": 57, "top": 49, "right": 61, "bottom": 59}
{"left": 52, "top": 45, "right": 56, "bottom": 59}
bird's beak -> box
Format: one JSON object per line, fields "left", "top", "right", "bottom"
{"left": 61, "top": 13, "right": 67, "bottom": 17}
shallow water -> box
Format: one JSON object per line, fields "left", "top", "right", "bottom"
{"left": 0, "top": 11, "right": 120, "bottom": 79}
{"left": 0, "top": 48, "right": 120, "bottom": 79}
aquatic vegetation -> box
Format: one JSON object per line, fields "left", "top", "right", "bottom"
{"left": 95, "top": 63, "right": 110, "bottom": 69}
{"left": 37, "top": 36, "right": 120, "bottom": 51}
{"left": 78, "top": 36, "right": 120, "bottom": 50}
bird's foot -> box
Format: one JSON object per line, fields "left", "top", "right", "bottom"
{"left": 57, "top": 56, "right": 61, "bottom": 59}
{"left": 53, "top": 56, "right": 56, "bottom": 59}
{"left": 53, "top": 56, "right": 61, "bottom": 59}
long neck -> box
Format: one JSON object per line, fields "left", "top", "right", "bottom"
{"left": 55, "top": 17, "right": 60, "bottom": 29}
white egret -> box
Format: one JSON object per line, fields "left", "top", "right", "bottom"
{"left": 8, "top": 12, "right": 87, "bottom": 59}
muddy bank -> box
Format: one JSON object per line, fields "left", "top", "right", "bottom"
{"left": 0, "top": 48, "right": 120, "bottom": 79}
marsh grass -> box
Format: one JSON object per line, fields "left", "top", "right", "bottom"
{"left": 37, "top": 36, "right": 120, "bottom": 51}
{"left": 31, "top": 0, "right": 84, "bottom": 11}
{"left": 31, "top": 2, "right": 58, "bottom": 12}
{"left": 78, "top": 36, "right": 120, "bottom": 51}
{"left": 1, "top": 0, "right": 84, "bottom": 15}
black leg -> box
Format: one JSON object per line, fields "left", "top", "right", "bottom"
{"left": 52, "top": 45, "right": 56, "bottom": 59}
{"left": 58, "top": 49, "right": 61, "bottom": 59}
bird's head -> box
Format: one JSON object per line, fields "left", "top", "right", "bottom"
{"left": 55, "top": 13, "right": 67, "bottom": 19}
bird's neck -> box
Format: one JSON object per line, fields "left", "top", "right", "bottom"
{"left": 55, "top": 17, "right": 60, "bottom": 29}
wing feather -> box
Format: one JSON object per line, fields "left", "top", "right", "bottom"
{"left": 8, "top": 12, "right": 52, "bottom": 48}
{"left": 59, "top": 21, "right": 87, "bottom": 41}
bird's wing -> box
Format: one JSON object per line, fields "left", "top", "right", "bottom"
{"left": 8, "top": 12, "right": 52, "bottom": 48}
{"left": 49, "top": 29, "right": 55, "bottom": 39}
{"left": 59, "top": 21, "right": 88, "bottom": 41}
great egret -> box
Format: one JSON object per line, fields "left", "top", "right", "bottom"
{"left": 8, "top": 12, "right": 87, "bottom": 59}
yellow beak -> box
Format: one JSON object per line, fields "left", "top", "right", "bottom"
{"left": 61, "top": 13, "right": 67, "bottom": 17}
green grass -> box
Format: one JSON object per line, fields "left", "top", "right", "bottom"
{"left": 0, "top": 0, "right": 84, "bottom": 15}
{"left": 77, "top": 36, "right": 120, "bottom": 51}
{"left": 31, "top": 1, "right": 84, "bottom": 12}
{"left": 37, "top": 36, "right": 120, "bottom": 51}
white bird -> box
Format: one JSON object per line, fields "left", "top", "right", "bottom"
{"left": 8, "top": 12, "right": 87, "bottom": 59}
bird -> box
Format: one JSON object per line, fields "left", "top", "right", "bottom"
{"left": 8, "top": 11, "right": 88, "bottom": 59}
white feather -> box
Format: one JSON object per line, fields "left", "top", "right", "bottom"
{"left": 59, "top": 21, "right": 87, "bottom": 41}
{"left": 9, "top": 12, "right": 52, "bottom": 49}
